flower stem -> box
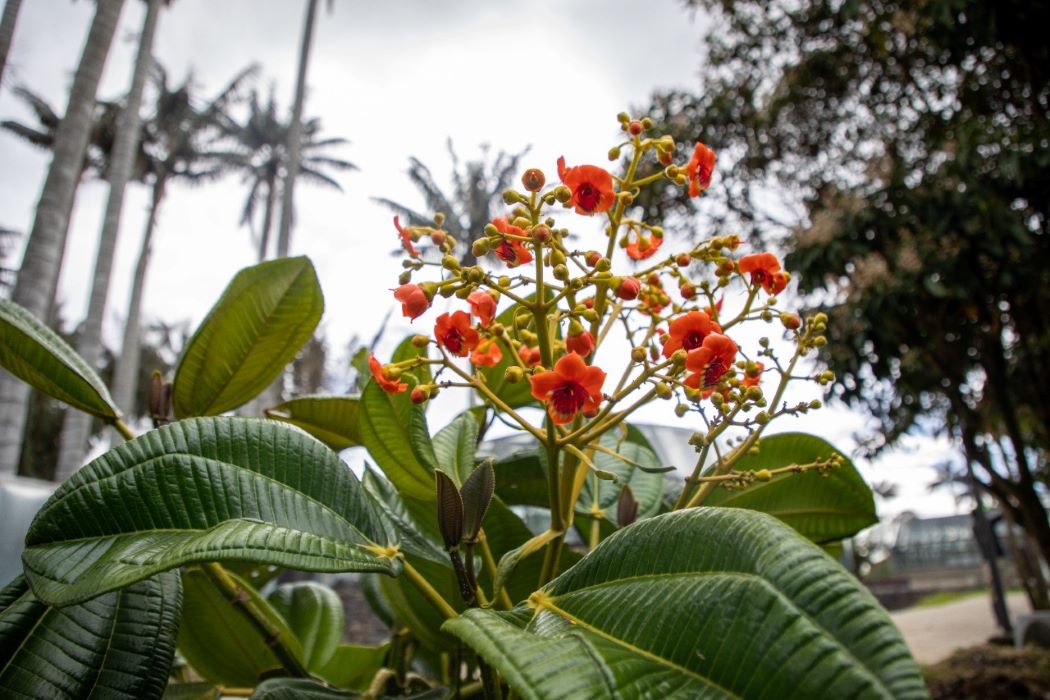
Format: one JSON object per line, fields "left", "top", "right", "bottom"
{"left": 402, "top": 558, "right": 458, "bottom": 619}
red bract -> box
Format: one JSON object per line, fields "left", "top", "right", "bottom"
{"left": 662, "top": 310, "right": 722, "bottom": 358}
{"left": 471, "top": 338, "right": 503, "bottom": 367}
{"left": 683, "top": 333, "right": 738, "bottom": 396}
{"left": 369, "top": 354, "right": 407, "bottom": 394}
{"left": 686, "top": 142, "right": 717, "bottom": 197}
{"left": 566, "top": 330, "right": 595, "bottom": 357}
{"left": 394, "top": 216, "right": 419, "bottom": 257}
{"left": 467, "top": 290, "right": 497, "bottom": 326}
{"left": 491, "top": 217, "right": 533, "bottom": 267}
{"left": 529, "top": 352, "right": 606, "bottom": 424}
{"left": 435, "top": 311, "right": 480, "bottom": 357}
{"left": 557, "top": 156, "right": 616, "bottom": 215}
{"left": 625, "top": 233, "right": 662, "bottom": 261}
{"left": 518, "top": 345, "right": 542, "bottom": 367}
{"left": 739, "top": 253, "right": 789, "bottom": 294}
{"left": 393, "top": 283, "right": 429, "bottom": 320}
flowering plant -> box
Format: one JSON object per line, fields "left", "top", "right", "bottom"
{"left": 0, "top": 115, "right": 927, "bottom": 699}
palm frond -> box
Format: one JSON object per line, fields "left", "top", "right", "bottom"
{"left": 1, "top": 120, "right": 53, "bottom": 149}
{"left": 296, "top": 166, "right": 344, "bottom": 191}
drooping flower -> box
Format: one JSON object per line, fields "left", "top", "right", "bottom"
{"left": 557, "top": 156, "right": 616, "bottom": 215}
{"left": 467, "top": 290, "right": 497, "bottom": 326}
{"left": 394, "top": 216, "right": 420, "bottom": 257}
{"left": 518, "top": 345, "right": 542, "bottom": 367}
{"left": 662, "top": 310, "right": 722, "bottom": 358}
{"left": 565, "top": 330, "right": 595, "bottom": 357}
{"left": 471, "top": 338, "right": 503, "bottom": 367}
{"left": 434, "top": 311, "right": 480, "bottom": 357}
{"left": 739, "top": 253, "right": 789, "bottom": 294}
{"left": 369, "top": 354, "right": 407, "bottom": 393}
{"left": 683, "top": 334, "right": 738, "bottom": 395}
{"left": 393, "top": 283, "right": 430, "bottom": 320}
{"left": 529, "top": 352, "right": 606, "bottom": 424}
{"left": 625, "top": 232, "right": 663, "bottom": 261}
{"left": 685, "top": 142, "right": 717, "bottom": 197}
{"left": 491, "top": 217, "right": 533, "bottom": 267}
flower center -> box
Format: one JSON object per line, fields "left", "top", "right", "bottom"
{"left": 683, "top": 331, "right": 705, "bottom": 351}
{"left": 496, "top": 240, "right": 517, "bottom": 264}
{"left": 444, "top": 328, "right": 464, "bottom": 354}
{"left": 575, "top": 183, "right": 600, "bottom": 212}
{"left": 703, "top": 357, "right": 729, "bottom": 388}
{"left": 550, "top": 381, "right": 589, "bottom": 418}
{"left": 751, "top": 270, "right": 770, "bottom": 288}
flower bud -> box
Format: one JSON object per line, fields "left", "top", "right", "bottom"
{"left": 553, "top": 264, "right": 570, "bottom": 281}
{"left": 780, "top": 312, "right": 802, "bottom": 330}
{"left": 502, "top": 189, "right": 522, "bottom": 205}
{"left": 616, "top": 111, "right": 630, "bottom": 124}
{"left": 553, "top": 185, "right": 572, "bottom": 204}
{"left": 679, "top": 284, "right": 696, "bottom": 299}
{"left": 608, "top": 146, "right": 621, "bottom": 161}
{"left": 411, "top": 334, "right": 430, "bottom": 347}
{"left": 585, "top": 250, "right": 602, "bottom": 267}
{"left": 433, "top": 212, "right": 446, "bottom": 226}
{"left": 674, "top": 403, "right": 688, "bottom": 417}
{"left": 631, "top": 346, "right": 646, "bottom": 363}
{"left": 443, "top": 254, "right": 462, "bottom": 270}
{"left": 533, "top": 224, "right": 551, "bottom": 242}
{"left": 521, "top": 168, "right": 545, "bottom": 192}
{"left": 676, "top": 253, "right": 691, "bottom": 267}
{"left": 671, "top": 349, "right": 687, "bottom": 365}
{"left": 411, "top": 387, "right": 428, "bottom": 404}
{"left": 550, "top": 248, "right": 566, "bottom": 266}
{"left": 398, "top": 271, "right": 411, "bottom": 285}
{"left": 617, "top": 277, "right": 641, "bottom": 300}
{"left": 627, "top": 120, "right": 644, "bottom": 136}
{"left": 755, "top": 469, "right": 773, "bottom": 482}
{"left": 655, "top": 382, "right": 672, "bottom": 399}
{"left": 430, "top": 230, "right": 446, "bottom": 245}
{"left": 504, "top": 366, "right": 524, "bottom": 383}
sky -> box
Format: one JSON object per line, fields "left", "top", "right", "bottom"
{"left": 0, "top": 0, "right": 966, "bottom": 519}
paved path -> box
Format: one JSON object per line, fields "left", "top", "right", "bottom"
{"left": 890, "top": 592, "right": 1030, "bottom": 664}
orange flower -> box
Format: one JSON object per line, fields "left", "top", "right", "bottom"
{"left": 369, "top": 354, "right": 407, "bottom": 393}
{"left": 471, "top": 338, "right": 503, "bottom": 367}
{"left": 742, "top": 361, "right": 764, "bottom": 388}
{"left": 557, "top": 157, "right": 616, "bottom": 215}
{"left": 394, "top": 216, "right": 419, "bottom": 257}
{"left": 625, "top": 232, "right": 663, "bottom": 261}
{"left": 739, "top": 253, "right": 789, "bottom": 294}
{"left": 467, "top": 290, "right": 497, "bottom": 326}
{"left": 683, "top": 333, "right": 738, "bottom": 395}
{"left": 518, "top": 345, "right": 542, "bottom": 367}
{"left": 491, "top": 217, "right": 533, "bottom": 267}
{"left": 393, "top": 283, "right": 429, "bottom": 321}
{"left": 662, "top": 310, "right": 722, "bottom": 358}
{"left": 565, "top": 330, "right": 595, "bottom": 357}
{"left": 685, "top": 142, "right": 717, "bottom": 197}
{"left": 435, "top": 311, "right": 480, "bottom": 357}
{"left": 529, "top": 352, "right": 606, "bottom": 424}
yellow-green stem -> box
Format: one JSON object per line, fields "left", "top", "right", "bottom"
{"left": 402, "top": 559, "right": 457, "bottom": 619}
{"left": 113, "top": 418, "right": 136, "bottom": 441}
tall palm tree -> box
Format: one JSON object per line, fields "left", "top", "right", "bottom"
{"left": 109, "top": 63, "right": 257, "bottom": 423}
{"left": 0, "top": 0, "right": 24, "bottom": 88}
{"left": 55, "top": 0, "right": 165, "bottom": 480}
{"left": 0, "top": 0, "right": 125, "bottom": 476}
{"left": 374, "top": 140, "right": 529, "bottom": 268}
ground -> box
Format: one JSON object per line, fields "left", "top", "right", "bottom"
{"left": 890, "top": 591, "right": 1029, "bottom": 664}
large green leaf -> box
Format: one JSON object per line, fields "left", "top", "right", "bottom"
{"left": 315, "top": 642, "right": 389, "bottom": 691}
{"left": 267, "top": 581, "right": 343, "bottom": 671}
{"left": 251, "top": 677, "right": 448, "bottom": 699}
{"left": 0, "top": 298, "right": 119, "bottom": 419}
{"left": 445, "top": 507, "right": 927, "bottom": 699}
{"left": 0, "top": 572, "right": 181, "bottom": 699}
{"left": 22, "top": 417, "right": 399, "bottom": 606}
{"left": 266, "top": 395, "right": 361, "bottom": 450}
{"left": 173, "top": 256, "right": 324, "bottom": 417}
{"left": 432, "top": 411, "right": 479, "bottom": 484}
{"left": 475, "top": 295, "right": 549, "bottom": 408}
{"left": 360, "top": 380, "right": 436, "bottom": 502}
{"left": 704, "top": 432, "right": 877, "bottom": 542}
{"left": 177, "top": 566, "right": 303, "bottom": 687}
{"left": 580, "top": 428, "right": 666, "bottom": 520}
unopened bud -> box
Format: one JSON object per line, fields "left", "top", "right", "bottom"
{"left": 398, "top": 271, "right": 411, "bottom": 285}
{"left": 553, "top": 185, "right": 572, "bottom": 204}
{"left": 608, "top": 146, "right": 621, "bottom": 161}
{"left": 533, "top": 224, "right": 551, "bottom": 242}
{"left": 674, "top": 403, "right": 688, "bottom": 417}
{"left": 521, "top": 168, "right": 545, "bottom": 192}
{"left": 655, "top": 382, "right": 672, "bottom": 399}
{"left": 680, "top": 284, "right": 696, "bottom": 299}
{"left": 755, "top": 469, "right": 773, "bottom": 482}
{"left": 411, "top": 387, "right": 428, "bottom": 404}
{"left": 502, "top": 189, "right": 522, "bottom": 205}
{"left": 553, "top": 264, "right": 570, "bottom": 281}
{"left": 631, "top": 346, "right": 646, "bottom": 363}
{"left": 504, "top": 366, "right": 524, "bottom": 383}
{"left": 780, "top": 312, "right": 802, "bottom": 330}
{"left": 628, "top": 120, "right": 644, "bottom": 136}
{"left": 411, "top": 334, "right": 430, "bottom": 347}
{"left": 430, "top": 230, "right": 446, "bottom": 245}
{"left": 443, "top": 254, "right": 462, "bottom": 270}
{"left": 676, "top": 253, "right": 691, "bottom": 267}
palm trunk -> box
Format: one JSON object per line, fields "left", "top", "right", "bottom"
{"left": 55, "top": 0, "right": 162, "bottom": 480}
{"left": 0, "top": 0, "right": 125, "bottom": 475}
{"left": 258, "top": 171, "right": 277, "bottom": 261}
{"left": 110, "top": 176, "right": 166, "bottom": 427}
{"left": 276, "top": 0, "right": 318, "bottom": 258}
{"left": 0, "top": 0, "right": 24, "bottom": 88}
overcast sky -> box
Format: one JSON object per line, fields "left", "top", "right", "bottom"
{"left": 0, "top": 0, "right": 964, "bottom": 518}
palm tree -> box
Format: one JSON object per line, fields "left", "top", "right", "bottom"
{"left": 109, "top": 63, "right": 257, "bottom": 423}
{"left": 55, "top": 0, "right": 166, "bottom": 480}
{"left": 374, "top": 140, "right": 529, "bottom": 268}
{"left": 0, "top": 0, "right": 24, "bottom": 88}
{"left": 0, "top": 0, "right": 125, "bottom": 476}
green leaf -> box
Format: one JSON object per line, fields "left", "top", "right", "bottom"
{"left": 580, "top": 428, "right": 666, "bottom": 521}
{"left": 704, "top": 432, "right": 878, "bottom": 542}
{"left": 173, "top": 256, "right": 324, "bottom": 417}
{"left": 267, "top": 581, "right": 344, "bottom": 671}
{"left": 251, "top": 677, "right": 449, "bottom": 699}
{"left": 432, "top": 411, "right": 479, "bottom": 484}
{"left": 360, "top": 380, "right": 436, "bottom": 502}
{"left": 0, "top": 571, "right": 181, "bottom": 699}
{"left": 177, "top": 566, "right": 303, "bottom": 687}
{"left": 22, "top": 417, "right": 399, "bottom": 606}
{"left": 445, "top": 508, "right": 927, "bottom": 700}
{"left": 315, "top": 642, "right": 389, "bottom": 691}
{"left": 491, "top": 448, "right": 548, "bottom": 508}
{"left": 162, "top": 682, "right": 219, "bottom": 699}
{"left": 476, "top": 295, "right": 549, "bottom": 408}
{"left": 0, "top": 298, "right": 119, "bottom": 419}
{"left": 265, "top": 395, "right": 361, "bottom": 450}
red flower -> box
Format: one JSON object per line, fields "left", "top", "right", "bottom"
{"left": 626, "top": 232, "right": 663, "bottom": 261}
{"left": 529, "top": 352, "right": 606, "bottom": 424}
{"left": 739, "top": 253, "right": 789, "bottom": 294}
{"left": 393, "top": 283, "right": 430, "bottom": 321}
{"left": 467, "top": 290, "right": 497, "bottom": 326}
{"left": 491, "top": 217, "right": 533, "bottom": 267}
{"left": 683, "top": 334, "right": 738, "bottom": 395}
{"left": 742, "top": 361, "right": 764, "bottom": 388}
{"left": 369, "top": 354, "right": 407, "bottom": 393}
{"left": 617, "top": 277, "right": 641, "bottom": 300}
{"left": 557, "top": 157, "right": 616, "bottom": 215}
{"left": 394, "top": 216, "right": 420, "bottom": 257}
{"left": 565, "top": 330, "right": 595, "bottom": 357}
{"left": 435, "top": 311, "right": 480, "bottom": 357}
{"left": 518, "top": 345, "right": 542, "bottom": 367}
{"left": 471, "top": 338, "right": 503, "bottom": 367}
{"left": 662, "top": 311, "right": 722, "bottom": 358}
{"left": 685, "top": 143, "right": 717, "bottom": 197}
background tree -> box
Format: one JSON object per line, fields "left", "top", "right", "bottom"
{"left": 0, "top": 0, "right": 23, "bottom": 88}
{"left": 0, "top": 0, "right": 125, "bottom": 475}
{"left": 643, "top": 0, "right": 1050, "bottom": 589}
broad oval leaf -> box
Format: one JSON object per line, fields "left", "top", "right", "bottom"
{"left": 315, "top": 642, "right": 389, "bottom": 691}
{"left": 432, "top": 411, "right": 479, "bottom": 484}
{"left": 580, "top": 428, "right": 666, "bottom": 521}
{"left": 359, "top": 377, "right": 436, "bottom": 502}
{"left": 704, "top": 432, "right": 877, "bottom": 542}
{"left": 445, "top": 507, "right": 927, "bottom": 699}
{"left": 22, "top": 417, "right": 399, "bottom": 606}
{"left": 267, "top": 581, "right": 343, "bottom": 671}
{"left": 266, "top": 395, "right": 361, "bottom": 450}
{"left": 0, "top": 298, "right": 119, "bottom": 419}
{"left": 0, "top": 571, "right": 181, "bottom": 699}
{"left": 173, "top": 256, "right": 324, "bottom": 417}
{"left": 177, "top": 566, "right": 303, "bottom": 687}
